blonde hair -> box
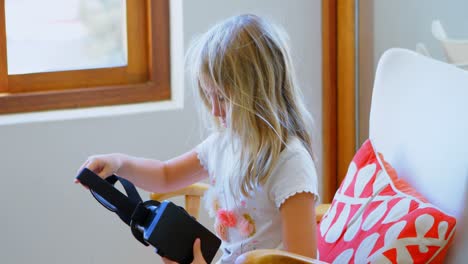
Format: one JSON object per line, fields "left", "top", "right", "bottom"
{"left": 187, "top": 14, "right": 314, "bottom": 197}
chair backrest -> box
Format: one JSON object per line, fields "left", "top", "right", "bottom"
{"left": 369, "top": 48, "right": 468, "bottom": 263}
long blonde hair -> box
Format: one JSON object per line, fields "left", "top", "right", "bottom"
{"left": 187, "top": 14, "right": 314, "bottom": 197}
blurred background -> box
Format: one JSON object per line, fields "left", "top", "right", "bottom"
{"left": 2, "top": 0, "right": 467, "bottom": 263}
{"left": 0, "top": 1, "right": 321, "bottom": 263}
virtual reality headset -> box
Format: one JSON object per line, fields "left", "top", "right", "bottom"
{"left": 76, "top": 168, "right": 221, "bottom": 264}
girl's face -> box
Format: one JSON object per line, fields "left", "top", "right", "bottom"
{"left": 209, "top": 90, "right": 227, "bottom": 127}
{"left": 203, "top": 80, "right": 227, "bottom": 127}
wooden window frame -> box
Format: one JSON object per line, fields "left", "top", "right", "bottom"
{"left": 0, "top": 0, "right": 170, "bottom": 115}
{"left": 322, "top": 0, "right": 356, "bottom": 202}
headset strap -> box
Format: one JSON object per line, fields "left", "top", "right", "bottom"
{"left": 76, "top": 168, "right": 160, "bottom": 245}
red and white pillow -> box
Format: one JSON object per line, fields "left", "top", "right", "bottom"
{"left": 317, "top": 139, "right": 457, "bottom": 263}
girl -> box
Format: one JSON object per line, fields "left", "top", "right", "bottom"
{"left": 76, "top": 14, "right": 319, "bottom": 264}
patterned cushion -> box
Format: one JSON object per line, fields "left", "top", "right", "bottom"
{"left": 317, "top": 139, "right": 457, "bottom": 263}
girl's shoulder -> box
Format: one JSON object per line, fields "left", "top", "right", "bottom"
{"left": 268, "top": 136, "right": 317, "bottom": 181}
{"left": 279, "top": 136, "right": 313, "bottom": 162}
{"left": 265, "top": 136, "right": 320, "bottom": 207}
{"left": 196, "top": 131, "right": 224, "bottom": 150}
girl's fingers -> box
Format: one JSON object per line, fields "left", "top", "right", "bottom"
{"left": 75, "top": 159, "right": 90, "bottom": 184}
{"left": 76, "top": 161, "right": 88, "bottom": 175}
{"left": 160, "top": 239, "right": 206, "bottom": 264}
{"left": 192, "top": 238, "right": 206, "bottom": 264}
{"left": 162, "top": 257, "right": 178, "bottom": 264}
{"left": 74, "top": 179, "right": 89, "bottom": 190}
{"left": 97, "top": 166, "right": 113, "bottom": 179}
{"left": 86, "top": 160, "right": 100, "bottom": 173}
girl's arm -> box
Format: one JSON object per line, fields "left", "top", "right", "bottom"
{"left": 78, "top": 150, "right": 208, "bottom": 193}
{"left": 279, "top": 192, "right": 317, "bottom": 259}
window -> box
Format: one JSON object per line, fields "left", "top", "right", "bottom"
{"left": 0, "top": 0, "right": 170, "bottom": 114}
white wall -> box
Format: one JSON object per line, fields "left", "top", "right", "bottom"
{"left": 358, "top": 0, "right": 468, "bottom": 144}
{"left": 0, "top": 1, "right": 321, "bottom": 263}
{"left": 374, "top": 0, "right": 468, "bottom": 66}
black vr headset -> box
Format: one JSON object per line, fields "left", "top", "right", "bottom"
{"left": 76, "top": 168, "right": 221, "bottom": 264}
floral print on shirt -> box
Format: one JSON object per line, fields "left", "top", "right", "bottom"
{"left": 212, "top": 198, "right": 257, "bottom": 241}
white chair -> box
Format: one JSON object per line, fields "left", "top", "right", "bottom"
{"left": 370, "top": 48, "right": 468, "bottom": 263}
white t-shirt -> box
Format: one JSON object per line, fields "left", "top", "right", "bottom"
{"left": 196, "top": 133, "right": 320, "bottom": 263}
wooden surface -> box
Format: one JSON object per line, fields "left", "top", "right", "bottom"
{"left": 0, "top": 0, "right": 7, "bottom": 92}
{"left": 150, "top": 183, "right": 210, "bottom": 219}
{"left": 185, "top": 195, "right": 201, "bottom": 219}
{"left": 0, "top": 82, "right": 170, "bottom": 114}
{"left": 147, "top": 0, "right": 171, "bottom": 84}
{"left": 336, "top": 0, "right": 356, "bottom": 185}
{"left": 150, "top": 183, "right": 210, "bottom": 201}
{"left": 236, "top": 249, "right": 329, "bottom": 264}
{"left": 315, "top": 203, "right": 331, "bottom": 223}
{"left": 8, "top": 67, "right": 134, "bottom": 93}
{"left": 322, "top": 0, "right": 357, "bottom": 196}
{"left": 322, "top": 0, "right": 338, "bottom": 203}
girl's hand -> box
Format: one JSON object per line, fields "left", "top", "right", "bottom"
{"left": 74, "top": 154, "right": 123, "bottom": 186}
{"left": 162, "top": 238, "right": 207, "bottom": 264}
